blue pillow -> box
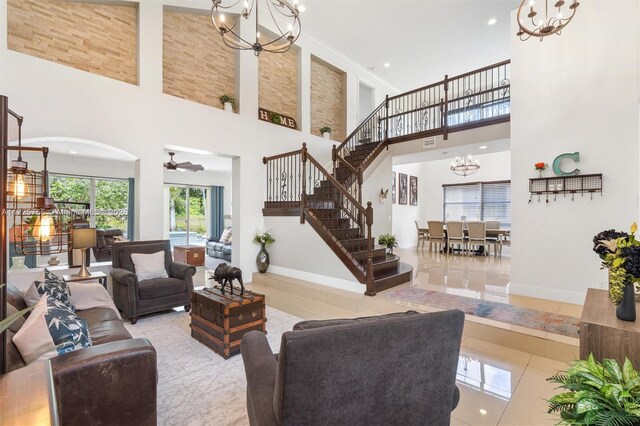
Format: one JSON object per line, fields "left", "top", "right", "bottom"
{"left": 34, "top": 269, "right": 75, "bottom": 312}
{"left": 45, "top": 297, "right": 91, "bottom": 355}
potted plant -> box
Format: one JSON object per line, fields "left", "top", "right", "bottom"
{"left": 320, "top": 126, "right": 332, "bottom": 139}
{"left": 219, "top": 95, "right": 237, "bottom": 112}
{"left": 593, "top": 223, "right": 640, "bottom": 321}
{"left": 378, "top": 234, "right": 398, "bottom": 254}
{"left": 534, "top": 162, "right": 548, "bottom": 178}
{"left": 253, "top": 231, "right": 275, "bottom": 273}
{"left": 271, "top": 113, "right": 282, "bottom": 125}
{"left": 547, "top": 354, "right": 640, "bottom": 425}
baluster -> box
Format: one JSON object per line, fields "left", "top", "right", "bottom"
{"left": 385, "top": 95, "right": 389, "bottom": 140}
{"left": 301, "top": 143, "right": 307, "bottom": 224}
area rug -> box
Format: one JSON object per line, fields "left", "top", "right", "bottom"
{"left": 382, "top": 287, "right": 580, "bottom": 338}
{"left": 125, "top": 307, "right": 302, "bottom": 426}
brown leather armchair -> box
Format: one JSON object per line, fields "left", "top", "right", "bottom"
{"left": 111, "top": 240, "right": 196, "bottom": 324}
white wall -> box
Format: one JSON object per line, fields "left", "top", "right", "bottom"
{"left": 423, "top": 151, "right": 511, "bottom": 221}
{"left": 0, "top": 0, "right": 397, "bottom": 282}
{"left": 510, "top": 0, "right": 640, "bottom": 304}
{"left": 391, "top": 163, "right": 427, "bottom": 248}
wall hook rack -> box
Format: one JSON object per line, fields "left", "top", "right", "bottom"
{"left": 529, "top": 174, "right": 603, "bottom": 204}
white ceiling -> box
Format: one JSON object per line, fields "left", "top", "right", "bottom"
{"left": 17, "top": 137, "right": 137, "bottom": 162}
{"left": 393, "top": 138, "right": 510, "bottom": 165}
{"left": 302, "top": 0, "right": 514, "bottom": 91}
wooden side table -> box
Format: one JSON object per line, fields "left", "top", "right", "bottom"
{"left": 63, "top": 271, "right": 108, "bottom": 289}
{"left": 580, "top": 288, "right": 640, "bottom": 366}
{"left": 174, "top": 245, "right": 205, "bottom": 267}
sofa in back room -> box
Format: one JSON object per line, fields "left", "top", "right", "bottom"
{"left": 207, "top": 226, "right": 231, "bottom": 261}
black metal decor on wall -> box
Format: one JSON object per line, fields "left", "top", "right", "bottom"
{"left": 399, "top": 173, "right": 408, "bottom": 205}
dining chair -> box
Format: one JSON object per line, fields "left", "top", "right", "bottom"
{"left": 467, "top": 222, "right": 488, "bottom": 256}
{"left": 415, "top": 220, "right": 429, "bottom": 250}
{"left": 498, "top": 231, "right": 511, "bottom": 257}
{"left": 485, "top": 221, "right": 500, "bottom": 230}
{"left": 427, "top": 220, "right": 446, "bottom": 253}
{"left": 446, "top": 221, "right": 465, "bottom": 254}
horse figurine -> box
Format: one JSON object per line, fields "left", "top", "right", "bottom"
{"left": 210, "top": 263, "right": 244, "bottom": 295}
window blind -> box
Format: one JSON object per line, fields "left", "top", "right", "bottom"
{"left": 442, "top": 181, "right": 511, "bottom": 226}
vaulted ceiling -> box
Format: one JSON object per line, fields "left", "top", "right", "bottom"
{"left": 302, "top": 0, "right": 514, "bottom": 92}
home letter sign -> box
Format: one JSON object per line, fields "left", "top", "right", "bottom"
{"left": 553, "top": 152, "right": 580, "bottom": 176}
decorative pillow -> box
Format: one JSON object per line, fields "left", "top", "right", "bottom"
{"left": 131, "top": 251, "right": 169, "bottom": 281}
{"left": 25, "top": 269, "right": 75, "bottom": 311}
{"left": 67, "top": 282, "right": 121, "bottom": 319}
{"left": 12, "top": 296, "right": 92, "bottom": 364}
{"left": 219, "top": 227, "right": 232, "bottom": 244}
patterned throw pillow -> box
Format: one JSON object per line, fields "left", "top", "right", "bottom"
{"left": 45, "top": 297, "right": 91, "bottom": 355}
{"left": 219, "top": 227, "right": 232, "bottom": 244}
{"left": 33, "top": 269, "right": 75, "bottom": 312}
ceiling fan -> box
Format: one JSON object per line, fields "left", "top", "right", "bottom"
{"left": 164, "top": 152, "right": 204, "bottom": 172}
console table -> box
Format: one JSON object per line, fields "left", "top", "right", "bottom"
{"left": 580, "top": 288, "right": 640, "bottom": 366}
{"left": 0, "top": 360, "right": 58, "bottom": 425}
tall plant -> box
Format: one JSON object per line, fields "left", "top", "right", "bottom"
{"left": 548, "top": 354, "right": 640, "bottom": 426}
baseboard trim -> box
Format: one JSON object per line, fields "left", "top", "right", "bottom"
{"left": 266, "top": 265, "right": 363, "bottom": 293}
{"left": 509, "top": 283, "right": 587, "bottom": 305}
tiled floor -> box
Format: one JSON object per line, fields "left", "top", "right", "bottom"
{"left": 193, "top": 250, "right": 581, "bottom": 425}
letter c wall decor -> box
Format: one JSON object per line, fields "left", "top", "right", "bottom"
{"left": 552, "top": 152, "right": 580, "bottom": 176}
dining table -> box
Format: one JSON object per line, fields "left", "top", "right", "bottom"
{"left": 417, "top": 226, "right": 510, "bottom": 255}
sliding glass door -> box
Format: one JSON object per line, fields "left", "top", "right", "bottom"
{"left": 167, "top": 185, "right": 209, "bottom": 249}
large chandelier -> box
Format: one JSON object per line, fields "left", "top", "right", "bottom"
{"left": 210, "top": 0, "right": 302, "bottom": 56}
{"left": 450, "top": 155, "right": 480, "bottom": 177}
{"left": 517, "top": 0, "right": 579, "bottom": 41}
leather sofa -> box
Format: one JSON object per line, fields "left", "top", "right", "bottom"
{"left": 5, "top": 284, "right": 158, "bottom": 426}
{"left": 207, "top": 227, "right": 232, "bottom": 261}
{"left": 110, "top": 240, "right": 196, "bottom": 324}
{"left": 93, "top": 228, "right": 125, "bottom": 262}
{"left": 241, "top": 310, "right": 464, "bottom": 426}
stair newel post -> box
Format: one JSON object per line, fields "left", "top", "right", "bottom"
{"left": 384, "top": 94, "right": 389, "bottom": 141}
{"left": 443, "top": 74, "right": 449, "bottom": 140}
{"left": 357, "top": 169, "right": 363, "bottom": 210}
{"left": 300, "top": 143, "right": 308, "bottom": 224}
{"left": 365, "top": 201, "right": 376, "bottom": 296}
{"left": 331, "top": 145, "right": 337, "bottom": 179}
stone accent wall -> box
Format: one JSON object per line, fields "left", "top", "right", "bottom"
{"left": 163, "top": 10, "right": 237, "bottom": 109}
{"left": 259, "top": 46, "right": 298, "bottom": 128}
{"left": 8, "top": 0, "right": 138, "bottom": 85}
{"left": 311, "top": 57, "right": 346, "bottom": 141}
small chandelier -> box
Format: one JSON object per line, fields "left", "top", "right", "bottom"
{"left": 450, "top": 155, "right": 480, "bottom": 177}
{"left": 210, "top": 0, "right": 302, "bottom": 56}
{"left": 517, "top": 0, "right": 579, "bottom": 41}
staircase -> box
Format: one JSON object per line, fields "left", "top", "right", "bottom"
{"left": 262, "top": 60, "right": 511, "bottom": 296}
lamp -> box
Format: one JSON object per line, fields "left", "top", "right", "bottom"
{"left": 516, "top": 0, "right": 579, "bottom": 41}
{"left": 450, "top": 155, "right": 480, "bottom": 177}
{"left": 210, "top": 0, "right": 302, "bottom": 56}
{"left": 72, "top": 228, "right": 97, "bottom": 278}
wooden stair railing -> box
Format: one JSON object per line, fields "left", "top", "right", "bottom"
{"left": 261, "top": 60, "right": 511, "bottom": 294}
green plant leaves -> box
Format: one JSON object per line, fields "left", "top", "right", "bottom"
{"left": 548, "top": 354, "right": 640, "bottom": 425}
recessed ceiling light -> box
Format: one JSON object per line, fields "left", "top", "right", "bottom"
{"left": 384, "top": 62, "right": 391, "bottom": 68}
{"left": 298, "top": 5, "right": 305, "bottom": 12}
{"left": 479, "top": 145, "right": 488, "bottom": 150}
{"left": 69, "top": 150, "right": 78, "bottom": 154}
{"left": 488, "top": 18, "right": 497, "bottom": 26}
{"left": 479, "top": 409, "right": 488, "bottom": 415}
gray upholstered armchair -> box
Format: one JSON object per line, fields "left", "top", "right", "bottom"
{"left": 111, "top": 240, "right": 196, "bottom": 324}
{"left": 241, "top": 310, "right": 465, "bottom": 426}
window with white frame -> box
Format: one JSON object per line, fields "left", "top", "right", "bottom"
{"left": 443, "top": 180, "right": 511, "bottom": 227}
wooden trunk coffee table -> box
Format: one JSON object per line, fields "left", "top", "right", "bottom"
{"left": 190, "top": 286, "right": 266, "bottom": 359}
